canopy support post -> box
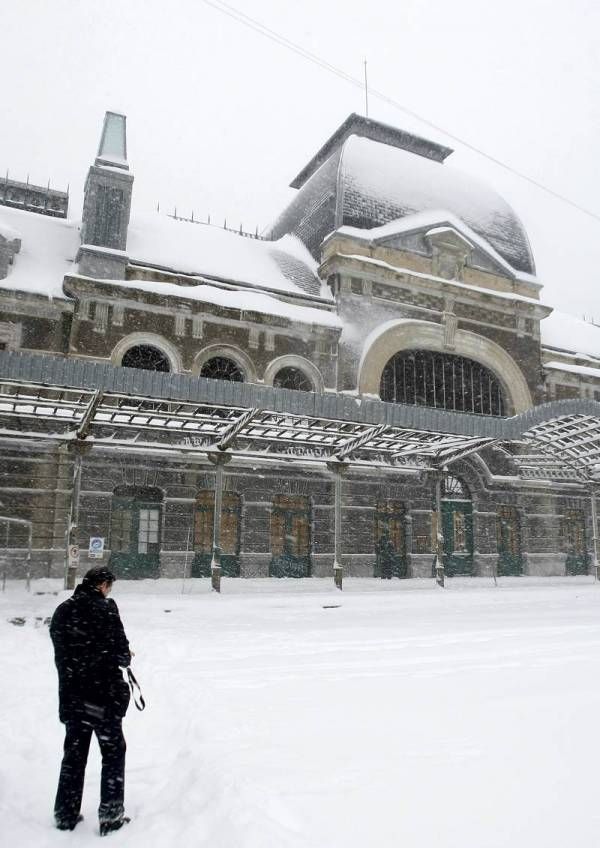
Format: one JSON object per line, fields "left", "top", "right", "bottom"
{"left": 208, "top": 451, "right": 231, "bottom": 593}
{"left": 328, "top": 461, "right": 348, "bottom": 590}
{"left": 590, "top": 482, "right": 600, "bottom": 582}
{"left": 432, "top": 469, "right": 445, "bottom": 587}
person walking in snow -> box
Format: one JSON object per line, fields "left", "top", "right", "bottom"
{"left": 50, "top": 566, "right": 132, "bottom": 836}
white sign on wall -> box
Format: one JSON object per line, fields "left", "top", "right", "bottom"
{"left": 88, "top": 537, "right": 105, "bottom": 559}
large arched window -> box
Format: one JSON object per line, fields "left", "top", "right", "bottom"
{"left": 121, "top": 345, "right": 170, "bottom": 372}
{"left": 273, "top": 367, "right": 313, "bottom": 392}
{"left": 380, "top": 349, "right": 505, "bottom": 416}
{"left": 200, "top": 356, "right": 244, "bottom": 382}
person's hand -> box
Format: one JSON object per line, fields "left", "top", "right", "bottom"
{"left": 130, "top": 649, "right": 135, "bottom": 657}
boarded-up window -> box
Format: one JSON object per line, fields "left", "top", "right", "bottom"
{"left": 271, "top": 495, "right": 310, "bottom": 558}
{"left": 497, "top": 506, "right": 521, "bottom": 556}
{"left": 375, "top": 500, "right": 405, "bottom": 556}
{"left": 562, "top": 509, "right": 586, "bottom": 553}
{"left": 194, "top": 490, "right": 241, "bottom": 556}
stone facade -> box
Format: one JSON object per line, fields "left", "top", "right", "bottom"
{"left": 0, "top": 110, "right": 599, "bottom": 581}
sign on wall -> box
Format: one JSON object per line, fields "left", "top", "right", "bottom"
{"left": 88, "top": 537, "right": 105, "bottom": 559}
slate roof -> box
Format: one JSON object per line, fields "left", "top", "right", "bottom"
{"left": 269, "top": 117, "right": 535, "bottom": 275}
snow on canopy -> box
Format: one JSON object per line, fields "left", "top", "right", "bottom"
{"left": 0, "top": 205, "right": 79, "bottom": 299}
{"left": 541, "top": 310, "right": 600, "bottom": 360}
{"left": 126, "top": 214, "right": 327, "bottom": 300}
{"left": 340, "top": 135, "right": 535, "bottom": 275}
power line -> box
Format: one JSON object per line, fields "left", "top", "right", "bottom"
{"left": 201, "top": 0, "right": 600, "bottom": 225}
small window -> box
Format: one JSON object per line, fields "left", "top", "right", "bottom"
{"left": 121, "top": 345, "right": 170, "bottom": 372}
{"left": 442, "top": 475, "right": 470, "bottom": 500}
{"left": 200, "top": 356, "right": 244, "bottom": 382}
{"left": 273, "top": 367, "right": 313, "bottom": 392}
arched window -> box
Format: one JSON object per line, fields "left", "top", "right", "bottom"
{"left": 380, "top": 349, "right": 505, "bottom": 416}
{"left": 200, "top": 356, "right": 244, "bottom": 382}
{"left": 442, "top": 474, "right": 470, "bottom": 500}
{"left": 121, "top": 345, "right": 170, "bottom": 372}
{"left": 273, "top": 367, "right": 313, "bottom": 392}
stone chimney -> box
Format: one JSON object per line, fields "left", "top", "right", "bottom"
{"left": 78, "top": 111, "right": 133, "bottom": 279}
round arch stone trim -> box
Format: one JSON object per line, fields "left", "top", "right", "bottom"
{"left": 357, "top": 319, "right": 532, "bottom": 415}
{"left": 192, "top": 344, "right": 258, "bottom": 384}
{"left": 111, "top": 332, "right": 183, "bottom": 373}
{"left": 263, "top": 355, "right": 325, "bottom": 393}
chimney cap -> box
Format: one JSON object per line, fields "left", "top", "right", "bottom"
{"left": 95, "top": 111, "right": 129, "bottom": 171}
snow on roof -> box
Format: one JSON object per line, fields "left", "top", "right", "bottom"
{"left": 127, "top": 214, "right": 328, "bottom": 301}
{"left": 0, "top": 206, "right": 79, "bottom": 299}
{"left": 340, "top": 135, "right": 535, "bottom": 274}
{"left": 541, "top": 311, "right": 600, "bottom": 359}
{"left": 544, "top": 360, "right": 600, "bottom": 380}
{"left": 336, "top": 209, "right": 539, "bottom": 284}
{"left": 84, "top": 275, "right": 342, "bottom": 329}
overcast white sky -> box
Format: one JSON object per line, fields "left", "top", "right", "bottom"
{"left": 2, "top": 0, "right": 599, "bottom": 319}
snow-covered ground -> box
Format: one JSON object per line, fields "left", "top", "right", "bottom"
{"left": 3, "top": 576, "right": 600, "bottom": 847}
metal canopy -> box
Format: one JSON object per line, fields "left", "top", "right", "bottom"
{"left": 0, "top": 351, "right": 599, "bottom": 479}
{"left": 0, "top": 379, "right": 494, "bottom": 471}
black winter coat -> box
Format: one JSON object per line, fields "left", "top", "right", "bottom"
{"left": 50, "top": 582, "right": 131, "bottom": 723}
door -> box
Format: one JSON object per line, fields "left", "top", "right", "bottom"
{"left": 496, "top": 506, "right": 523, "bottom": 575}
{"left": 191, "top": 490, "right": 241, "bottom": 577}
{"left": 441, "top": 501, "right": 473, "bottom": 576}
{"left": 563, "top": 510, "right": 588, "bottom": 575}
{"left": 109, "top": 487, "right": 162, "bottom": 579}
{"left": 375, "top": 500, "right": 407, "bottom": 578}
{"left": 270, "top": 495, "right": 311, "bottom": 577}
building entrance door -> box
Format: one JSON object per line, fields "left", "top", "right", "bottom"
{"left": 440, "top": 475, "right": 473, "bottom": 576}
{"left": 563, "top": 509, "right": 588, "bottom": 575}
{"left": 374, "top": 500, "right": 407, "bottom": 578}
{"left": 270, "top": 495, "right": 311, "bottom": 577}
{"left": 109, "top": 486, "right": 162, "bottom": 578}
{"left": 192, "top": 490, "right": 241, "bottom": 577}
{"left": 496, "top": 506, "right": 523, "bottom": 575}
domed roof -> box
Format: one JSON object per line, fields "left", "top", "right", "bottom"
{"left": 269, "top": 115, "right": 535, "bottom": 275}
{"left": 339, "top": 135, "right": 535, "bottom": 274}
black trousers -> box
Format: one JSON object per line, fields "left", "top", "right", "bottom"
{"left": 54, "top": 716, "right": 126, "bottom": 826}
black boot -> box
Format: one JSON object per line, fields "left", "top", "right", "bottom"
{"left": 99, "top": 816, "right": 130, "bottom": 836}
{"left": 56, "top": 813, "right": 84, "bottom": 831}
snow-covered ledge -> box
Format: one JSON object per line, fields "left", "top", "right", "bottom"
{"left": 76, "top": 244, "right": 128, "bottom": 280}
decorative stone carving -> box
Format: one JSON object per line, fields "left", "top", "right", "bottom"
{"left": 192, "top": 316, "right": 203, "bottom": 339}
{"left": 442, "top": 310, "right": 458, "bottom": 350}
{"left": 94, "top": 302, "right": 109, "bottom": 334}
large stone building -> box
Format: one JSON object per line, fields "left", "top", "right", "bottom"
{"left": 0, "top": 110, "right": 599, "bottom": 581}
